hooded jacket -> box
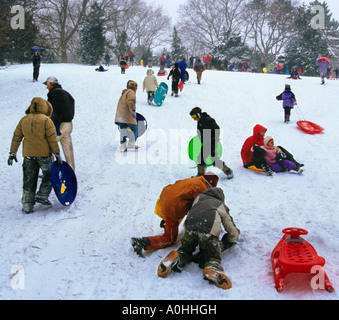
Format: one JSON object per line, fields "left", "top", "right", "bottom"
{"left": 168, "top": 63, "right": 181, "bottom": 82}
{"left": 143, "top": 69, "right": 159, "bottom": 92}
{"left": 159, "top": 176, "right": 211, "bottom": 222}
{"left": 276, "top": 89, "right": 296, "bottom": 108}
{"left": 114, "top": 88, "right": 137, "bottom": 125}
{"left": 241, "top": 124, "right": 267, "bottom": 164}
{"left": 10, "top": 97, "right": 60, "bottom": 157}
{"left": 185, "top": 187, "right": 240, "bottom": 242}
{"left": 316, "top": 59, "right": 331, "bottom": 73}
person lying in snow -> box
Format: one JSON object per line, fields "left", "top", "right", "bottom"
{"left": 157, "top": 187, "right": 240, "bottom": 290}
{"left": 131, "top": 172, "right": 220, "bottom": 257}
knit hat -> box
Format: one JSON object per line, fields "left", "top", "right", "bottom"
{"left": 264, "top": 136, "right": 273, "bottom": 146}
{"left": 285, "top": 84, "right": 291, "bottom": 89}
{"left": 202, "top": 172, "right": 219, "bottom": 187}
{"left": 190, "top": 107, "right": 202, "bottom": 119}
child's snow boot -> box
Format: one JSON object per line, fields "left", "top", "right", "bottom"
{"left": 196, "top": 164, "right": 206, "bottom": 176}
{"left": 127, "top": 144, "right": 139, "bottom": 150}
{"left": 222, "top": 163, "right": 234, "bottom": 179}
{"left": 119, "top": 142, "right": 127, "bottom": 152}
{"left": 261, "top": 164, "right": 274, "bottom": 176}
{"left": 203, "top": 267, "right": 232, "bottom": 290}
{"left": 294, "top": 163, "right": 304, "bottom": 174}
{"left": 35, "top": 196, "right": 52, "bottom": 206}
{"left": 157, "top": 250, "right": 180, "bottom": 278}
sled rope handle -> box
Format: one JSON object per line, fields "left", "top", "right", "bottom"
{"left": 295, "top": 104, "right": 306, "bottom": 121}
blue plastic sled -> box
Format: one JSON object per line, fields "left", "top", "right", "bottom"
{"left": 136, "top": 113, "right": 147, "bottom": 137}
{"left": 51, "top": 161, "right": 77, "bottom": 206}
{"left": 153, "top": 82, "right": 168, "bottom": 106}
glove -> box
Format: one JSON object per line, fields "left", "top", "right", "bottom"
{"left": 275, "top": 152, "right": 286, "bottom": 161}
{"left": 220, "top": 234, "right": 236, "bottom": 252}
{"left": 54, "top": 153, "right": 63, "bottom": 164}
{"left": 7, "top": 152, "right": 17, "bottom": 166}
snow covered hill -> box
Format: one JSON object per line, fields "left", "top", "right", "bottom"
{"left": 0, "top": 63, "right": 338, "bottom": 300}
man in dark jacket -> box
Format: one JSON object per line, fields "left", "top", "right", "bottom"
{"left": 157, "top": 187, "right": 240, "bottom": 290}
{"left": 189, "top": 107, "right": 233, "bottom": 179}
{"left": 44, "top": 76, "right": 75, "bottom": 171}
{"left": 167, "top": 63, "right": 181, "bottom": 97}
{"left": 31, "top": 51, "right": 42, "bottom": 81}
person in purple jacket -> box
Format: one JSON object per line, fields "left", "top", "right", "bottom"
{"left": 316, "top": 57, "right": 331, "bottom": 85}
{"left": 276, "top": 84, "right": 297, "bottom": 123}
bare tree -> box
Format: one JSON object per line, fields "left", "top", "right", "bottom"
{"left": 103, "top": 0, "right": 170, "bottom": 51}
{"left": 243, "top": 0, "right": 298, "bottom": 61}
{"left": 34, "top": 0, "right": 90, "bottom": 62}
{"left": 177, "top": 0, "right": 247, "bottom": 54}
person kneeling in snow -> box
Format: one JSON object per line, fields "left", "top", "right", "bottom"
{"left": 131, "top": 172, "right": 219, "bottom": 257}
{"left": 8, "top": 97, "right": 62, "bottom": 214}
{"left": 157, "top": 187, "right": 240, "bottom": 290}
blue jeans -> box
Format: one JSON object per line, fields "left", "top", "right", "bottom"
{"left": 118, "top": 123, "right": 138, "bottom": 144}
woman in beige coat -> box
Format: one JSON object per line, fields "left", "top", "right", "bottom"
{"left": 114, "top": 80, "right": 139, "bottom": 152}
{"left": 143, "top": 69, "right": 159, "bottom": 105}
{"left": 8, "top": 97, "right": 62, "bottom": 213}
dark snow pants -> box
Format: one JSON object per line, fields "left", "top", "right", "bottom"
{"left": 22, "top": 157, "right": 53, "bottom": 211}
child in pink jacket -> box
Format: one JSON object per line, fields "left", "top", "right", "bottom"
{"left": 261, "top": 136, "right": 303, "bottom": 173}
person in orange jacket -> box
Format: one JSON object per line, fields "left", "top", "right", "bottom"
{"left": 131, "top": 173, "right": 219, "bottom": 257}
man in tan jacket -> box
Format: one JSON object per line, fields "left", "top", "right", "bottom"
{"left": 8, "top": 97, "right": 62, "bottom": 213}
{"left": 115, "top": 80, "right": 139, "bottom": 152}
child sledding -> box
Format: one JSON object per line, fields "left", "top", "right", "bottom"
{"left": 241, "top": 124, "right": 304, "bottom": 176}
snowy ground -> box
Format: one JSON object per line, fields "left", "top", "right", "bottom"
{"left": 0, "top": 63, "right": 338, "bottom": 300}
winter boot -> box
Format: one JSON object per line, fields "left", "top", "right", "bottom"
{"left": 196, "top": 164, "right": 206, "bottom": 176}
{"left": 157, "top": 250, "right": 180, "bottom": 278}
{"left": 34, "top": 196, "right": 52, "bottom": 206}
{"left": 284, "top": 115, "right": 290, "bottom": 123}
{"left": 127, "top": 144, "right": 139, "bottom": 150}
{"left": 222, "top": 163, "right": 234, "bottom": 179}
{"left": 119, "top": 142, "right": 127, "bottom": 153}
{"left": 203, "top": 267, "right": 232, "bottom": 290}
{"left": 294, "top": 163, "right": 304, "bottom": 174}
{"left": 131, "top": 237, "right": 151, "bottom": 257}
{"left": 22, "top": 205, "right": 33, "bottom": 214}
{"left": 261, "top": 164, "right": 274, "bottom": 176}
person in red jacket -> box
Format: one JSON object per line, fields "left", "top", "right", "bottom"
{"left": 240, "top": 124, "right": 273, "bottom": 175}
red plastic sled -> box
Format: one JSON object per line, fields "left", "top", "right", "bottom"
{"left": 178, "top": 81, "right": 184, "bottom": 92}
{"left": 271, "top": 228, "right": 334, "bottom": 293}
{"left": 297, "top": 121, "right": 324, "bottom": 134}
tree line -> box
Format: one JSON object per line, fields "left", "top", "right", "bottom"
{"left": 1, "top": 0, "right": 338, "bottom": 76}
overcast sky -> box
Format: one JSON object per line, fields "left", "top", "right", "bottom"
{"left": 145, "top": 0, "right": 339, "bottom": 24}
